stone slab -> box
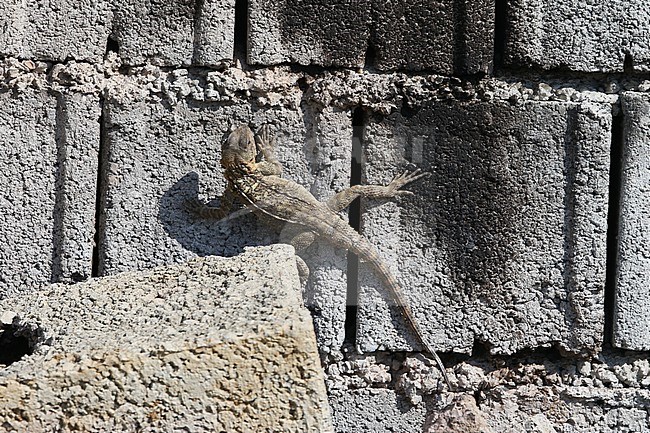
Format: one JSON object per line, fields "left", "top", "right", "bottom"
{"left": 504, "top": 0, "right": 650, "bottom": 72}
{"left": 0, "top": 0, "right": 111, "bottom": 62}
{"left": 248, "top": 0, "right": 493, "bottom": 73}
{"left": 356, "top": 99, "right": 610, "bottom": 355}
{"left": 613, "top": 92, "right": 650, "bottom": 350}
{"left": 100, "top": 70, "right": 352, "bottom": 352}
{"left": 0, "top": 90, "right": 99, "bottom": 298}
{"left": 0, "top": 245, "right": 333, "bottom": 432}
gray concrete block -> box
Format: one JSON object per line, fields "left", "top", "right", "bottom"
{"left": 0, "top": 90, "right": 99, "bottom": 298}
{"left": 505, "top": 0, "right": 650, "bottom": 72}
{"left": 112, "top": 0, "right": 235, "bottom": 67}
{"left": 614, "top": 92, "right": 650, "bottom": 350}
{"left": 357, "top": 100, "right": 610, "bottom": 355}
{"left": 249, "top": 0, "right": 493, "bottom": 73}
{"left": 0, "top": 0, "right": 111, "bottom": 62}
{"left": 372, "top": 0, "right": 494, "bottom": 74}
{"left": 329, "top": 389, "right": 427, "bottom": 433}
{"left": 0, "top": 245, "right": 333, "bottom": 432}
{"left": 0, "top": 0, "right": 234, "bottom": 66}
{"left": 248, "top": 0, "right": 371, "bottom": 68}
{"left": 100, "top": 74, "right": 352, "bottom": 352}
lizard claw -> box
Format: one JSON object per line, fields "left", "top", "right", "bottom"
{"left": 388, "top": 169, "right": 430, "bottom": 193}
{"left": 255, "top": 124, "right": 276, "bottom": 152}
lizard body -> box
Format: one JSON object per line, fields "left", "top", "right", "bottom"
{"left": 189, "top": 124, "right": 450, "bottom": 388}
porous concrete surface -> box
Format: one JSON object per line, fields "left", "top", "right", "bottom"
{"left": 112, "top": 0, "right": 234, "bottom": 67}
{"left": 325, "top": 349, "right": 650, "bottom": 432}
{"left": 356, "top": 99, "right": 610, "bottom": 356}
{"left": 0, "top": 0, "right": 111, "bottom": 62}
{"left": 248, "top": 0, "right": 371, "bottom": 68}
{"left": 614, "top": 92, "right": 650, "bottom": 350}
{"left": 99, "top": 65, "right": 351, "bottom": 353}
{"left": 248, "top": 0, "right": 493, "bottom": 73}
{"left": 0, "top": 87, "right": 99, "bottom": 298}
{"left": 371, "top": 0, "right": 493, "bottom": 74}
{"left": 0, "top": 0, "right": 234, "bottom": 66}
{"left": 505, "top": 0, "right": 650, "bottom": 72}
{"left": 0, "top": 245, "right": 333, "bottom": 432}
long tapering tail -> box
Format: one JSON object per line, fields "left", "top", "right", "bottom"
{"left": 349, "top": 237, "right": 452, "bottom": 389}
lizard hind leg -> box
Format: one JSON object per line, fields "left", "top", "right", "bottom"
{"left": 288, "top": 231, "right": 316, "bottom": 286}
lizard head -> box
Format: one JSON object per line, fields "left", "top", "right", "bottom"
{"left": 221, "top": 124, "right": 256, "bottom": 172}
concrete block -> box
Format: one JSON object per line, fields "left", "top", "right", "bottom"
{"left": 329, "top": 389, "right": 427, "bottom": 433}
{"left": 248, "top": 0, "right": 371, "bottom": 68}
{"left": 0, "top": 0, "right": 111, "bottom": 62}
{"left": 0, "top": 245, "right": 333, "bottom": 432}
{"left": 0, "top": 90, "right": 99, "bottom": 298}
{"left": 614, "top": 92, "right": 650, "bottom": 350}
{"left": 100, "top": 72, "right": 352, "bottom": 352}
{"left": 112, "top": 0, "right": 235, "bottom": 67}
{"left": 371, "top": 0, "right": 494, "bottom": 74}
{"left": 357, "top": 100, "right": 610, "bottom": 355}
{"left": 249, "top": 0, "right": 494, "bottom": 73}
{"left": 504, "top": 0, "right": 650, "bottom": 72}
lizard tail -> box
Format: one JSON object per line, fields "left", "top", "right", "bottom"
{"left": 349, "top": 241, "right": 453, "bottom": 390}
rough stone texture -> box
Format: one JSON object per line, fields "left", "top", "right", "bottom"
{"left": 356, "top": 99, "right": 611, "bottom": 355}
{"left": 248, "top": 0, "right": 371, "bottom": 68}
{"left": 0, "top": 0, "right": 234, "bottom": 67}
{"left": 113, "top": 0, "right": 235, "bottom": 67}
{"left": 0, "top": 245, "right": 333, "bottom": 432}
{"left": 371, "top": 0, "right": 494, "bottom": 74}
{"left": 0, "top": 89, "right": 99, "bottom": 299}
{"left": 99, "top": 68, "right": 352, "bottom": 353}
{"left": 0, "top": 0, "right": 112, "bottom": 62}
{"left": 329, "top": 389, "right": 428, "bottom": 432}
{"left": 504, "top": 0, "right": 650, "bottom": 72}
{"left": 614, "top": 92, "right": 650, "bottom": 350}
{"left": 326, "top": 351, "right": 650, "bottom": 433}
{"left": 249, "top": 0, "right": 494, "bottom": 73}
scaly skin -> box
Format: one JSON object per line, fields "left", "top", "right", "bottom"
{"left": 188, "top": 124, "right": 451, "bottom": 388}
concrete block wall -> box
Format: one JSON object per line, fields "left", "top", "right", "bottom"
{"left": 1, "top": 0, "right": 650, "bottom": 431}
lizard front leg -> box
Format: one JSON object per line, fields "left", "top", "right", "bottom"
{"left": 254, "top": 125, "right": 283, "bottom": 176}
{"left": 325, "top": 170, "right": 429, "bottom": 212}
{"left": 186, "top": 184, "right": 239, "bottom": 219}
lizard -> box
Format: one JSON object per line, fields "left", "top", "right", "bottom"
{"left": 187, "top": 124, "right": 451, "bottom": 389}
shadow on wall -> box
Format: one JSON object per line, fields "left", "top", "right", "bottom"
{"left": 158, "top": 171, "right": 273, "bottom": 258}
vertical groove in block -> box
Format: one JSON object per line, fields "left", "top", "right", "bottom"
{"left": 357, "top": 100, "right": 610, "bottom": 355}
{"left": 613, "top": 93, "right": 650, "bottom": 350}
{"left": 51, "top": 93, "right": 101, "bottom": 284}
{"left": 604, "top": 113, "right": 624, "bottom": 344}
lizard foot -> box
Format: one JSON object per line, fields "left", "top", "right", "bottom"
{"left": 255, "top": 124, "right": 277, "bottom": 153}
{"left": 386, "top": 169, "right": 431, "bottom": 196}
{"left": 184, "top": 198, "right": 226, "bottom": 219}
